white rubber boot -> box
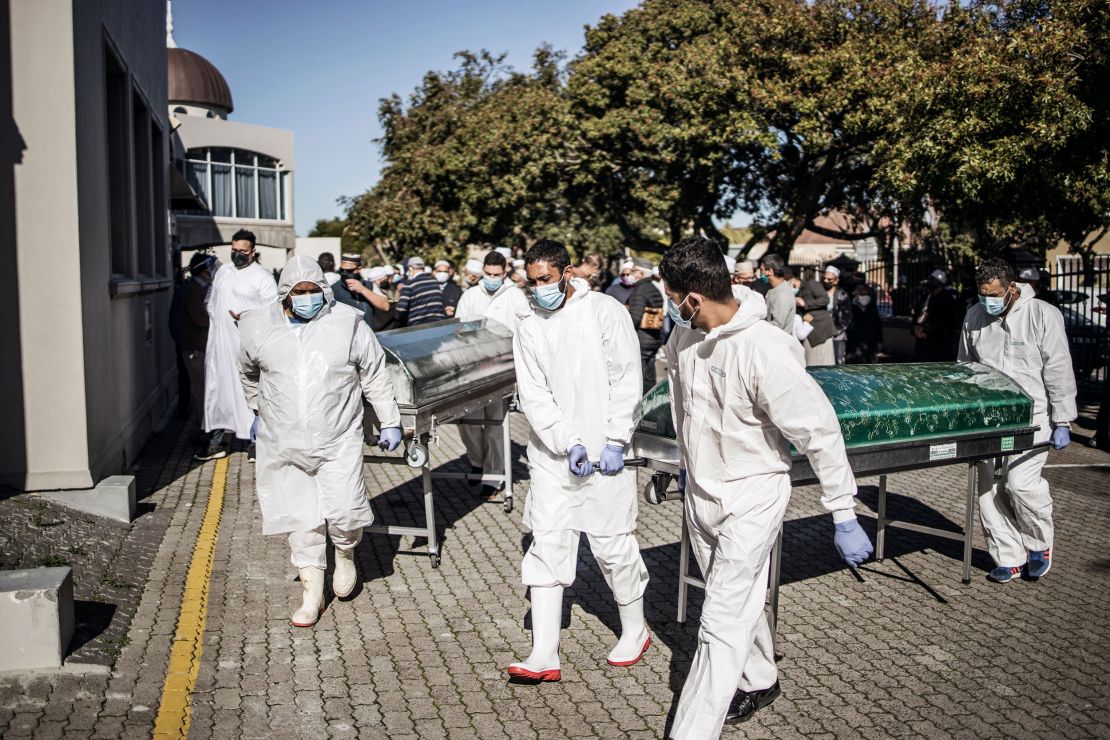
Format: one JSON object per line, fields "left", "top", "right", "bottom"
{"left": 291, "top": 567, "right": 325, "bottom": 627}
{"left": 332, "top": 547, "right": 358, "bottom": 599}
{"left": 506, "top": 586, "right": 563, "bottom": 681}
{"left": 606, "top": 597, "right": 651, "bottom": 666}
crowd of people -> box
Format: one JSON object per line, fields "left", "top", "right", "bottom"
{"left": 166, "top": 231, "right": 1083, "bottom": 739}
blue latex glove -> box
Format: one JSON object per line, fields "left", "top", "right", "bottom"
{"left": 834, "top": 518, "right": 874, "bottom": 567}
{"left": 599, "top": 444, "right": 625, "bottom": 476}
{"left": 379, "top": 427, "right": 403, "bottom": 452}
{"left": 568, "top": 444, "right": 594, "bottom": 477}
{"left": 1051, "top": 426, "right": 1070, "bottom": 450}
{"left": 678, "top": 469, "right": 687, "bottom": 493}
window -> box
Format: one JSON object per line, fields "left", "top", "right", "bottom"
{"left": 105, "top": 45, "right": 131, "bottom": 277}
{"left": 183, "top": 147, "right": 287, "bottom": 221}
{"left": 104, "top": 38, "right": 170, "bottom": 286}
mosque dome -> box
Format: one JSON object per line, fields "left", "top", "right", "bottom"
{"left": 168, "top": 48, "right": 233, "bottom": 116}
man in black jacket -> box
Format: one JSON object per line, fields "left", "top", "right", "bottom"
{"left": 625, "top": 257, "right": 665, "bottom": 392}
{"left": 912, "top": 269, "right": 960, "bottom": 361}
{"left": 796, "top": 270, "right": 836, "bottom": 366}
{"left": 823, "top": 266, "right": 853, "bottom": 364}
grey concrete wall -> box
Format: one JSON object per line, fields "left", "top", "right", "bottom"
{"left": 4, "top": 0, "right": 93, "bottom": 490}
{"left": 0, "top": 0, "right": 29, "bottom": 489}
{"left": 73, "top": 0, "right": 176, "bottom": 485}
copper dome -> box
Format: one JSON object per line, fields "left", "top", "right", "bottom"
{"left": 168, "top": 48, "right": 233, "bottom": 114}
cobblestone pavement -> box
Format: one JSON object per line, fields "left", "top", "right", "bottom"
{"left": 1, "top": 406, "right": 1109, "bottom": 738}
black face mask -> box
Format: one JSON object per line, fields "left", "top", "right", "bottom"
{"left": 339, "top": 269, "right": 360, "bottom": 282}
{"left": 822, "top": 280, "right": 834, "bottom": 290}
{"left": 231, "top": 250, "right": 251, "bottom": 268}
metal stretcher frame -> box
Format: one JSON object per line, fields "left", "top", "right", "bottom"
{"left": 637, "top": 426, "right": 1039, "bottom": 624}
{"left": 363, "top": 379, "right": 515, "bottom": 568}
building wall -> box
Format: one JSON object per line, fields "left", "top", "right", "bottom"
{"left": 3, "top": 0, "right": 91, "bottom": 489}
{"left": 73, "top": 0, "right": 176, "bottom": 486}
{"left": 0, "top": 0, "right": 174, "bottom": 490}
{"left": 294, "top": 237, "right": 341, "bottom": 263}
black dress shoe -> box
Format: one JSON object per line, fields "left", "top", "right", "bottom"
{"left": 725, "top": 681, "right": 781, "bottom": 725}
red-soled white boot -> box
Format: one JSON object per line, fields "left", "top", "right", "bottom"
{"left": 507, "top": 586, "right": 563, "bottom": 682}
{"left": 607, "top": 597, "right": 651, "bottom": 666}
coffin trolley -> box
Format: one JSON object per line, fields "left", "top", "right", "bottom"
{"left": 633, "top": 362, "right": 1039, "bottom": 624}
{"left": 365, "top": 318, "right": 516, "bottom": 568}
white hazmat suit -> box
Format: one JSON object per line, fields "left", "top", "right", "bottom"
{"left": 508, "top": 277, "right": 650, "bottom": 678}
{"left": 455, "top": 280, "right": 517, "bottom": 484}
{"left": 238, "top": 256, "right": 401, "bottom": 552}
{"left": 204, "top": 260, "right": 277, "bottom": 439}
{"left": 666, "top": 286, "right": 858, "bottom": 740}
{"left": 485, "top": 283, "right": 532, "bottom": 335}
{"left": 958, "top": 283, "right": 1076, "bottom": 567}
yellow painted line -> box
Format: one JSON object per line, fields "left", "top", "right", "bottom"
{"left": 152, "top": 456, "right": 229, "bottom": 739}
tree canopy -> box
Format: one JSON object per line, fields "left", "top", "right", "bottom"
{"left": 344, "top": 0, "right": 1109, "bottom": 263}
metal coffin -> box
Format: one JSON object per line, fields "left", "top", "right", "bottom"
{"left": 376, "top": 318, "right": 516, "bottom": 428}
{"left": 633, "top": 362, "right": 1036, "bottom": 480}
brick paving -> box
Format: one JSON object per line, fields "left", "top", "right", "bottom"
{"left": 1, "top": 406, "right": 1109, "bottom": 738}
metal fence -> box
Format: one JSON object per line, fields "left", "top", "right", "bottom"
{"left": 850, "top": 252, "right": 1108, "bottom": 388}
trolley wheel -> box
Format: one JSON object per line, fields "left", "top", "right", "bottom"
{"left": 430, "top": 553, "right": 441, "bottom": 568}
{"left": 503, "top": 497, "right": 513, "bottom": 513}
{"left": 644, "top": 472, "right": 672, "bottom": 505}
{"left": 405, "top": 442, "right": 429, "bottom": 468}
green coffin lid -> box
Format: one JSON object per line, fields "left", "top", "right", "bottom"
{"left": 636, "top": 362, "right": 1033, "bottom": 449}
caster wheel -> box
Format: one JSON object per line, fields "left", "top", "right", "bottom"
{"left": 405, "top": 442, "right": 429, "bottom": 468}
{"left": 430, "top": 553, "right": 441, "bottom": 568}
{"left": 644, "top": 472, "right": 672, "bottom": 505}
{"left": 503, "top": 498, "right": 513, "bottom": 513}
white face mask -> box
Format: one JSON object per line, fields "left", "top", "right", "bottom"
{"left": 434, "top": 272, "right": 450, "bottom": 284}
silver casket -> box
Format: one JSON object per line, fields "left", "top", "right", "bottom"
{"left": 376, "top": 318, "right": 516, "bottom": 436}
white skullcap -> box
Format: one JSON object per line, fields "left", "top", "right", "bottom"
{"left": 1018, "top": 267, "right": 1040, "bottom": 281}
{"left": 930, "top": 269, "right": 947, "bottom": 284}
{"left": 366, "top": 266, "right": 391, "bottom": 282}
{"left": 824, "top": 265, "right": 840, "bottom": 277}
{"left": 620, "top": 259, "right": 634, "bottom": 271}
{"left": 465, "top": 259, "right": 483, "bottom": 275}
{"left": 434, "top": 259, "right": 451, "bottom": 270}
{"left": 512, "top": 258, "right": 525, "bottom": 269}
{"left": 736, "top": 260, "right": 755, "bottom": 273}
{"left": 495, "top": 247, "right": 512, "bottom": 259}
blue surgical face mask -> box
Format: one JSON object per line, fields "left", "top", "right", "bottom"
{"left": 981, "top": 294, "right": 1007, "bottom": 316}
{"left": 482, "top": 276, "right": 504, "bottom": 293}
{"left": 531, "top": 278, "right": 567, "bottom": 311}
{"left": 667, "top": 295, "right": 696, "bottom": 329}
{"left": 791, "top": 286, "right": 800, "bottom": 296}
{"left": 291, "top": 292, "right": 325, "bottom": 320}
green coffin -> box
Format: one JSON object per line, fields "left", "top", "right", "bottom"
{"left": 636, "top": 362, "right": 1033, "bottom": 449}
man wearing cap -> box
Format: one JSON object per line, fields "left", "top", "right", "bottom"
{"left": 606, "top": 259, "right": 638, "bottom": 304}
{"left": 625, "top": 257, "right": 665, "bottom": 392}
{"left": 171, "top": 253, "right": 217, "bottom": 445}
{"left": 462, "top": 258, "right": 484, "bottom": 289}
{"left": 395, "top": 257, "right": 447, "bottom": 327}
{"left": 913, "top": 269, "right": 960, "bottom": 361}
{"left": 736, "top": 260, "right": 768, "bottom": 296}
{"left": 331, "top": 253, "right": 389, "bottom": 326}
{"left": 1018, "top": 267, "right": 1060, "bottom": 307}
{"left": 433, "top": 259, "right": 464, "bottom": 316}
{"left": 823, "top": 266, "right": 854, "bottom": 365}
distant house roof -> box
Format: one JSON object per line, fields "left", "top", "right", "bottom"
{"left": 168, "top": 48, "right": 233, "bottom": 114}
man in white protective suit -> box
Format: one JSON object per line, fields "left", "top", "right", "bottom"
{"left": 484, "top": 271, "right": 533, "bottom": 336}
{"left": 455, "top": 250, "right": 516, "bottom": 498}
{"left": 660, "top": 237, "right": 873, "bottom": 738}
{"left": 959, "top": 257, "right": 1076, "bottom": 583}
{"left": 506, "top": 239, "right": 651, "bottom": 683}
{"left": 199, "top": 229, "right": 278, "bottom": 462}
{"left": 238, "top": 256, "right": 404, "bottom": 627}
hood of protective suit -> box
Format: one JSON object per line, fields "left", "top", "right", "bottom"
{"left": 704, "top": 283, "right": 769, "bottom": 340}
{"left": 278, "top": 255, "right": 335, "bottom": 307}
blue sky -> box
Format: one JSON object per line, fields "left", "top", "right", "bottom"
{"left": 171, "top": 0, "right": 641, "bottom": 235}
